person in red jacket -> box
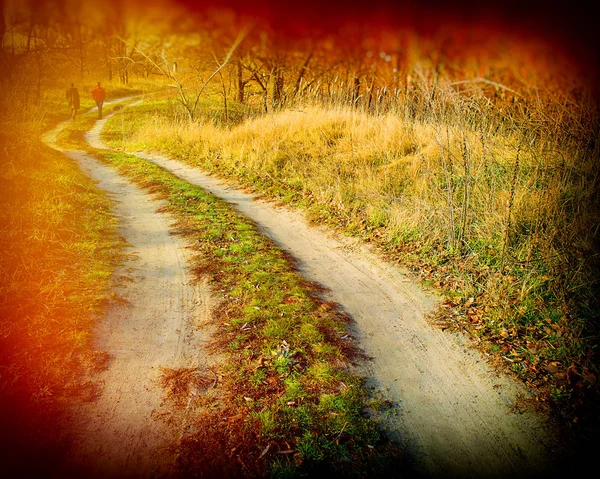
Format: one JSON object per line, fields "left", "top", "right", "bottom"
{"left": 91, "top": 82, "right": 106, "bottom": 119}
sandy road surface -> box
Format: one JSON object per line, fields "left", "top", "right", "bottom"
{"left": 91, "top": 104, "right": 561, "bottom": 478}
{"left": 42, "top": 106, "right": 213, "bottom": 478}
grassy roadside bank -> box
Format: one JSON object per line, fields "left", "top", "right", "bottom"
{"left": 0, "top": 124, "right": 121, "bottom": 474}
{"left": 0, "top": 85, "right": 144, "bottom": 475}
{"left": 57, "top": 105, "right": 406, "bottom": 477}
{"left": 102, "top": 96, "right": 599, "bottom": 450}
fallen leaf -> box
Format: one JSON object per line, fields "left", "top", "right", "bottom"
{"left": 543, "top": 362, "right": 560, "bottom": 374}
{"left": 259, "top": 444, "right": 270, "bottom": 459}
{"left": 584, "top": 369, "right": 597, "bottom": 384}
{"left": 225, "top": 414, "right": 243, "bottom": 422}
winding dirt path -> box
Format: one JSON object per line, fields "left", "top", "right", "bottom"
{"left": 92, "top": 105, "right": 560, "bottom": 478}
{"left": 40, "top": 100, "right": 561, "bottom": 478}
{"left": 42, "top": 103, "right": 213, "bottom": 478}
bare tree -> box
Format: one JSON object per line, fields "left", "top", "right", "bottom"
{"left": 136, "top": 27, "right": 248, "bottom": 121}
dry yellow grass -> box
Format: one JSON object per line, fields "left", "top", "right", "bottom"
{"left": 127, "top": 97, "right": 585, "bottom": 264}
{"left": 107, "top": 84, "right": 599, "bottom": 404}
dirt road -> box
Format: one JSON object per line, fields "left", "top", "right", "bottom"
{"left": 42, "top": 101, "right": 560, "bottom": 478}
{"left": 42, "top": 106, "right": 213, "bottom": 478}
{"left": 92, "top": 105, "right": 560, "bottom": 478}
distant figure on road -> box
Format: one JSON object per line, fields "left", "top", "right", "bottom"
{"left": 66, "top": 83, "right": 80, "bottom": 120}
{"left": 92, "top": 82, "right": 106, "bottom": 119}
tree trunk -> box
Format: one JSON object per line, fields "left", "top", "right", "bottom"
{"left": 367, "top": 78, "right": 375, "bottom": 111}
{"left": 0, "top": 0, "right": 6, "bottom": 51}
{"left": 104, "top": 38, "right": 113, "bottom": 81}
{"left": 218, "top": 70, "right": 228, "bottom": 121}
{"left": 236, "top": 60, "right": 245, "bottom": 103}
{"left": 292, "top": 50, "right": 312, "bottom": 98}
{"left": 0, "top": 1, "right": 6, "bottom": 76}
{"left": 76, "top": 21, "right": 84, "bottom": 79}
{"left": 352, "top": 76, "right": 361, "bottom": 106}
{"left": 34, "top": 35, "right": 41, "bottom": 104}
{"left": 272, "top": 69, "right": 284, "bottom": 110}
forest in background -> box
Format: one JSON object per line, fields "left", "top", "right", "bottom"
{"left": 1, "top": 0, "right": 599, "bottom": 473}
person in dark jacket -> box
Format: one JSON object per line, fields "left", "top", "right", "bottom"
{"left": 66, "top": 83, "right": 80, "bottom": 119}
{"left": 91, "top": 82, "right": 106, "bottom": 119}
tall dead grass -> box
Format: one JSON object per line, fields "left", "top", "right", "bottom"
{"left": 131, "top": 87, "right": 594, "bottom": 263}
{"left": 118, "top": 75, "right": 599, "bottom": 391}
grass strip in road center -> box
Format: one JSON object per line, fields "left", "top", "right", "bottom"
{"left": 59, "top": 110, "right": 405, "bottom": 477}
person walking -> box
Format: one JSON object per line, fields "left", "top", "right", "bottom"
{"left": 66, "top": 83, "right": 80, "bottom": 120}
{"left": 92, "top": 82, "right": 106, "bottom": 119}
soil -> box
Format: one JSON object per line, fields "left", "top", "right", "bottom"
{"left": 42, "top": 102, "right": 563, "bottom": 478}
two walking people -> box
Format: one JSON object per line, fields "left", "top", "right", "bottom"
{"left": 65, "top": 82, "right": 106, "bottom": 120}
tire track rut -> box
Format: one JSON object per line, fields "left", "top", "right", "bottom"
{"left": 42, "top": 104, "right": 212, "bottom": 479}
